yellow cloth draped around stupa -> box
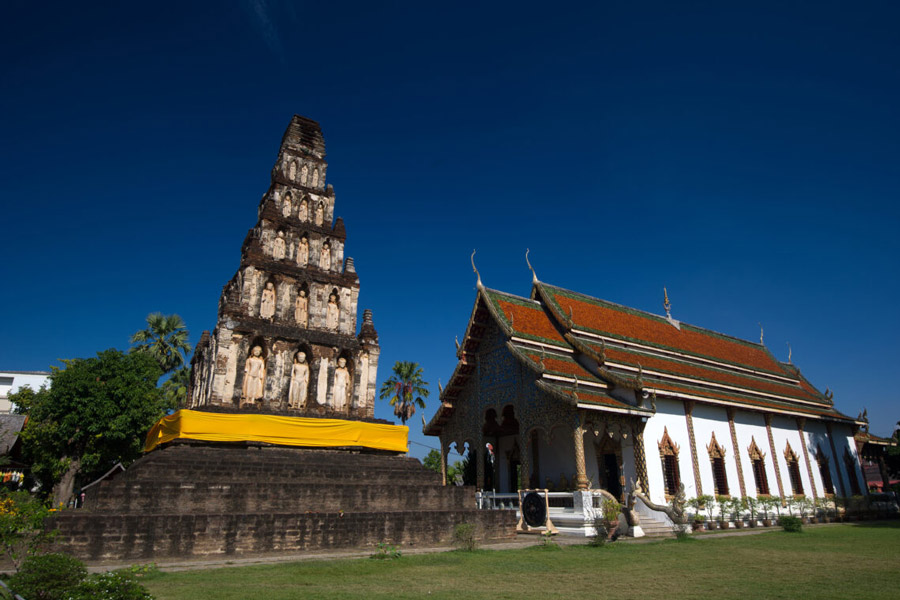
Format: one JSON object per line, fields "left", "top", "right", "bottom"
{"left": 144, "top": 410, "right": 408, "bottom": 453}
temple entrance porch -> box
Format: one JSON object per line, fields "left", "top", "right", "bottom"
{"left": 447, "top": 407, "right": 654, "bottom": 537}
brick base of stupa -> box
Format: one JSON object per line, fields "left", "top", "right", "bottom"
{"left": 51, "top": 443, "right": 515, "bottom": 562}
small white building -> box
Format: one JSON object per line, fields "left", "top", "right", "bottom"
{"left": 0, "top": 371, "right": 50, "bottom": 414}
{"left": 426, "top": 275, "right": 865, "bottom": 532}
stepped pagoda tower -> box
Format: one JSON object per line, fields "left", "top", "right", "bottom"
{"left": 189, "top": 115, "right": 379, "bottom": 419}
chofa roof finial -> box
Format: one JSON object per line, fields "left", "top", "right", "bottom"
{"left": 663, "top": 287, "right": 672, "bottom": 319}
{"left": 471, "top": 249, "right": 483, "bottom": 290}
{"left": 758, "top": 322, "right": 764, "bottom": 345}
{"left": 525, "top": 248, "right": 539, "bottom": 284}
{"left": 787, "top": 342, "right": 792, "bottom": 364}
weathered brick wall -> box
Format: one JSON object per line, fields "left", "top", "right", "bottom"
{"left": 52, "top": 443, "right": 516, "bottom": 561}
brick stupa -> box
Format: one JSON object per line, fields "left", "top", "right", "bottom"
{"left": 189, "top": 115, "right": 379, "bottom": 418}
{"left": 51, "top": 116, "right": 516, "bottom": 562}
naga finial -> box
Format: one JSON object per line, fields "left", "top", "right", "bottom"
{"left": 663, "top": 287, "right": 672, "bottom": 319}
{"left": 471, "top": 249, "right": 483, "bottom": 290}
{"left": 540, "top": 347, "right": 546, "bottom": 370}
{"left": 525, "top": 248, "right": 539, "bottom": 284}
{"left": 758, "top": 322, "right": 764, "bottom": 345}
{"left": 651, "top": 390, "right": 657, "bottom": 413}
{"left": 787, "top": 342, "right": 792, "bottom": 364}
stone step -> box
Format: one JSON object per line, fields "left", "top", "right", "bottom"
{"left": 85, "top": 482, "right": 473, "bottom": 514}
{"left": 51, "top": 509, "right": 518, "bottom": 561}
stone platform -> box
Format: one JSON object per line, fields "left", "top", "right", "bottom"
{"left": 51, "top": 443, "right": 516, "bottom": 562}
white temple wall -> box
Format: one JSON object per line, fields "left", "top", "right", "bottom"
{"left": 692, "top": 404, "right": 742, "bottom": 498}
{"left": 643, "top": 398, "right": 693, "bottom": 504}
{"left": 804, "top": 419, "right": 841, "bottom": 494}
{"left": 836, "top": 423, "right": 866, "bottom": 495}
{"left": 731, "top": 411, "right": 776, "bottom": 498}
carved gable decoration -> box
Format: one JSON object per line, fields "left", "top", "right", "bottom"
{"left": 706, "top": 432, "right": 727, "bottom": 459}
{"left": 783, "top": 440, "right": 799, "bottom": 462}
{"left": 747, "top": 437, "right": 766, "bottom": 461}
{"left": 658, "top": 427, "right": 680, "bottom": 458}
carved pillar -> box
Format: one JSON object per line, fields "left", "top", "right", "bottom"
{"left": 684, "top": 401, "right": 703, "bottom": 496}
{"left": 825, "top": 423, "right": 848, "bottom": 497}
{"left": 520, "top": 431, "right": 532, "bottom": 490}
{"left": 439, "top": 437, "right": 448, "bottom": 487}
{"left": 765, "top": 414, "right": 786, "bottom": 503}
{"left": 727, "top": 409, "right": 747, "bottom": 498}
{"left": 796, "top": 418, "right": 818, "bottom": 500}
{"left": 573, "top": 412, "right": 589, "bottom": 491}
{"left": 632, "top": 423, "right": 649, "bottom": 493}
{"left": 878, "top": 456, "right": 891, "bottom": 493}
{"left": 476, "top": 438, "right": 485, "bottom": 491}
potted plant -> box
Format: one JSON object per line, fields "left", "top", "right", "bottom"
{"left": 746, "top": 496, "right": 758, "bottom": 528}
{"left": 784, "top": 495, "right": 796, "bottom": 518}
{"left": 686, "top": 498, "right": 705, "bottom": 531}
{"left": 728, "top": 497, "right": 745, "bottom": 529}
{"left": 804, "top": 497, "right": 817, "bottom": 524}
{"left": 715, "top": 495, "right": 730, "bottom": 529}
{"left": 797, "top": 496, "right": 810, "bottom": 524}
{"left": 758, "top": 495, "right": 774, "bottom": 527}
{"left": 816, "top": 498, "right": 831, "bottom": 523}
{"left": 699, "top": 495, "right": 716, "bottom": 530}
{"left": 833, "top": 496, "right": 846, "bottom": 522}
{"left": 691, "top": 513, "right": 706, "bottom": 532}
{"left": 602, "top": 498, "right": 621, "bottom": 536}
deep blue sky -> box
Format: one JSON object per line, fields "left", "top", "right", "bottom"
{"left": 2, "top": 2, "right": 898, "bottom": 457}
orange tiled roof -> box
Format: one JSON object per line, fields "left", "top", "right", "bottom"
{"left": 596, "top": 344, "right": 824, "bottom": 405}
{"left": 542, "top": 285, "right": 786, "bottom": 375}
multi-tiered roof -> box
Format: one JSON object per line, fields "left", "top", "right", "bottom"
{"left": 426, "top": 273, "right": 854, "bottom": 434}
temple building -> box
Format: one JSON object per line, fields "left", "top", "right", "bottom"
{"left": 425, "top": 265, "right": 868, "bottom": 509}
{"left": 189, "top": 115, "right": 380, "bottom": 417}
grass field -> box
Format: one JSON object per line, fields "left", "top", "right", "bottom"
{"left": 142, "top": 523, "right": 900, "bottom": 600}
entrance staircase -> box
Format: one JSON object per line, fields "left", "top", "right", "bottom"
{"left": 51, "top": 443, "right": 516, "bottom": 562}
{"left": 637, "top": 513, "right": 675, "bottom": 539}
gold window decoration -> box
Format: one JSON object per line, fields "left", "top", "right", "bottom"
{"left": 784, "top": 441, "right": 804, "bottom": 496}
{"left": 816, "top": 446, "right": 835, "bottom": 496}
{"left": 658, "top": 427, "right": 681, "bottom": 498}
{"left": 747, "top": 437, "right": 770, "bottom": 496}
{"left": 707, "top": 432, "right": 729, "bottom": 496}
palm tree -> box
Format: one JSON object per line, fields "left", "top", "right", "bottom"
{"left": 130, "top": 313, "right": 191, "bottom": 374}
{"left": 379, "top": 361, "right": 429, "bottom": 425}
{"left": 161, "top": 365, "right": 191, "bottom": 409}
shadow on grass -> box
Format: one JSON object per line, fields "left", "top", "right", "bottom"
{"left": 848, "top": 520, "right": 900, "bottom": 529}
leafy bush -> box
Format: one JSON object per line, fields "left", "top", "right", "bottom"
{"left": 66, "top": 571, "right": 155, "bottom": 600}
{"left": 369, "top": 542, "right": 402, "bottom": 560}
{"left": 452, "top": 523, "right": 478, "bottom": 551}
{"left": 7, "top": 553, "right": 87, "bottom": 600}
{"left": 589, "top": 516, "right": 608, "bottom": 547}
{"left": 779, "top": 515, "right": 803, "bottom": 533}
{"left": 0, "top": 491, "right": 58, "bottom": 570}
{"left": 538, "top": 530, "right": 559, "bottom": 549}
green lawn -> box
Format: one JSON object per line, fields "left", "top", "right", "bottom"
{"left": 143, "top": 523, "right": 900, "bottom": 600}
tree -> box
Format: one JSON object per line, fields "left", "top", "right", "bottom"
{"left": 161, "top": 365, "right": 191, "bottom": 409}
{"left": 379, "top": 361, "right": 429, "bottom": 426}
{"left": 129, "top": 313, "right": 191, "bottom": 374}
{"left": 11, "top": 350, "right": 170, "bottom": 506}
{"left": 422, "top": 449, "right": 465, "bottom": 484}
